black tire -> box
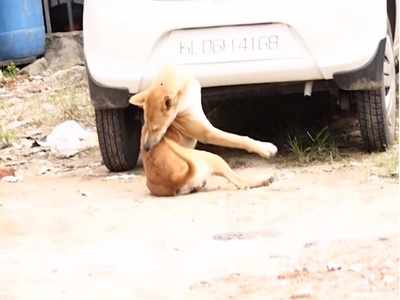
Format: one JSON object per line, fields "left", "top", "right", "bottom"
{"left": 95, "top": 106, "right": 142, "bottom": 172}
{"left": 350, "top": 21, "right": 396, "bottom": 151}
{"left": 354, "top": 87, "right": 395, "bottom": 151}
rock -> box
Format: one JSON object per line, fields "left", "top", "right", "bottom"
{"left": 1, "top": 175, "right": 22, "bottom": 183}
{"left": 105, "top": 174, "right": 136, "bottom": 181}
{"left": 12, "top": 138, "right": 34, "bottom": 150}
{"left": 6, "top": 120, "right": 28, "bottom": 131}
{"left": 47, "top": 66, "right": 86, "bottom": 89}
{"left": 19, "top": 32, "right": 84, "bottom": 76}
{"left": 304, "top": 241, "right": 317, "bottom": 248}
{"left": 45, "top": 32, "right": 84, "bottom": 73}
{"left": 326, "top": 263, "right": 342, "bottom": 272}
{"left": 23, "top": 128, "right": 43, "bottom": 139}
{"left": 38, "top": 165, "right": 53, "bottom": 175}
{"left": 0, "top": 167, "right": 15, "bottom": 179}
{"left": 20, "top": 57, "right": 49, "bottom": 76}
{"left": 0, "top": 70, "right": 4, "bottom": 81}
{"left": 46, "top": 120, "right": 98, "bottom": 158}
{"left": 0, "top": 141, "right": 8, "bottom": 150}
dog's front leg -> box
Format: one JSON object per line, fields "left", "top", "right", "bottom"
{"left": 178, "top": 116, "right": 277, "bottom": 159}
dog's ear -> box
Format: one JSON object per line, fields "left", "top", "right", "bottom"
{"left": 164, "top": 95, "right": 173, "bottom": 110}
{"left": 129, "top": 90, "right": 148, "bottom": 107}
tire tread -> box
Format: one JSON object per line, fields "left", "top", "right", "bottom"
{"left": 354, "top": 90, "right": 387, "bottom": 151}
{"left": 95, "top": 108, "right": 141, "bottom": 172}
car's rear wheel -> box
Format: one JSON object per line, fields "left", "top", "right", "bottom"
{"left": 351, "top": 23, "right": 396, "bottom": 151}
{"left": 95, "top": 106, "right": 141, "bottom": 172}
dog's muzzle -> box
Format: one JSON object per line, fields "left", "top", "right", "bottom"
{"left": 143, "top": 142, "right": 152, "bottom": 152}
{"left": 142, "top": 126, "right": 166, "bottom": 152}
{"left": 143, "top": 136, "right": 161, "bottom": 152}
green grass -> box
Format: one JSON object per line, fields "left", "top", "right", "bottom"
{"left": 32, "top": 87, "right": 95, "bottom": 127}
{"left": 0, "top": 125, "right": 16, "bottom": 148}
{"left": 288, "top": 127, "right": 340, "bottom": 163}
{"left": 370, "top": 146, "right": 399, "bottom": 178}
{"left": 1, "top": 63, "right": 19, "bottom": 79}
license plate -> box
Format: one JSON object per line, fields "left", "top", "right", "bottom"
{"left": 169, "top": 24, "right": 297, "bottom": 64}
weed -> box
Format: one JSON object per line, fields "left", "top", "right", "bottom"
{"left": 44, "top": 88, "right": 94, "bottom": 126}
{"left": 1, "top": 63, "right": 19, "bottom": 78}
{"left": 370, "top": 146, "right": 399, "bottom": 178}
{"left": 288, "top": 127, "right": 340, "bottom": 163}
{"left": 0, "top": 126, "right": 16, "bottom": 149}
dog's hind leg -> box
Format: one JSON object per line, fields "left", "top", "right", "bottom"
{"left": 164, "top": 138, "right": 273, "bottom": 191}
{"left": 204, "top": 152, "right": 274, "bottom": 190}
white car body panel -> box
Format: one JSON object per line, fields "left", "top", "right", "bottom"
{"left": 84, "top": 0, "right": 387, "bottom": 93}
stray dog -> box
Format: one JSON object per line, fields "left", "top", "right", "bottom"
{"left": 132, "top": 65, "right": 278, "bottom": 157}
{"left": 137, "top": 120, "right": 273, "bottom": 196}
{"left": 129, "top": 66, "right": 276, "bottom": 196}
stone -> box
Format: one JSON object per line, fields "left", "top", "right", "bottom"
{"left": 1, "top": 175, "right": 22, "bottom": 183}
{"left": 6, "top": 120, "right": 28, "bottom": 131}
{"left": 20, "top": 57, "right": 49, "bottom": 76}
{"left": 19, "top": 32, "right": 84, "bottom": 76}
{"left": 47, "top": 66, "right": 86, "bottom": 89}
{"left": 38, "top": 165, "right": 53, "bottom": 175}
{"left": 45, "top": 32, "right": 84, "bottom": 73}
{"left": 326, "top": 263, "right": 342, "bottom": 272}
{"left": 105, "top": 174, "right": 136, "bottom": 181}
{"left": 0, "top": 167, "right": 15, "bottom": 179}
{"left": 45, "top": 120, "right": 98, "bottom": 158}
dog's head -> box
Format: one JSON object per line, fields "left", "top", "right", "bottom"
{"left": 129, "top": 83, "right": 181, "bottom": 152}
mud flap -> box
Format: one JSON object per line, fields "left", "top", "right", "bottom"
{"left": 333, "top": 38, "right": 386, "bottom": 91}
{"left": 87, "top": 67, "right": 130, "bottom": 109}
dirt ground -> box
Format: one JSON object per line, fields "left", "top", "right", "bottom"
{"left": 0, "top": 69, "right": 399, "bottom": 300}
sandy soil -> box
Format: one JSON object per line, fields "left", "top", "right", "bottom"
{"left": 0, "top": 151, "right": 399, "bottom": 300}
{"left": 0, "top": 69, "right": 399, "bottom": 300}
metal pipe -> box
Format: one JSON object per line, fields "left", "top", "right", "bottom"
{"left": 43, "top": 0, "right": 52, "bottom": 33}
{"left": 304, "top": 81, "right": 314, "bottom": 97}
{"left": 66, "top": 0, "right": 74, "bottom": 31}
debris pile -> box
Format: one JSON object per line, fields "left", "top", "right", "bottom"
{"left": 45, "top": 120, "right": 98, "bottom": 158}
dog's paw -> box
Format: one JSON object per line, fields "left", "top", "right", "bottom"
{"left": 256, "top": 142, "right": 278, "bottom": 158}
{"left": 262, "top": 176, "right": 274, "bottom": 186}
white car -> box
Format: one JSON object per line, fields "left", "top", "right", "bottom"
{"left": 84, "top": 0, "right": 399, "bottom": 171}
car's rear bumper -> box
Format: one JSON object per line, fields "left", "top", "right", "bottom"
{"left": 84, "top": 0, "right": 386, "bottom": 94}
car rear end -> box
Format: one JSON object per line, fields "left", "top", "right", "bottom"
{"left": 84, "top": 0, "right": 386, "bottom": 93}
{"left": 83, "top": 0, "right": 395, "bottom": 172}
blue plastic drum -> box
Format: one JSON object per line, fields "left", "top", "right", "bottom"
{"left": 0, "top": 0, "right": 45, "bottom": 65}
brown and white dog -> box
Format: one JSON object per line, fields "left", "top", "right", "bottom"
{"left": 130, "top": 66, "right": 277, "bottom": 196}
